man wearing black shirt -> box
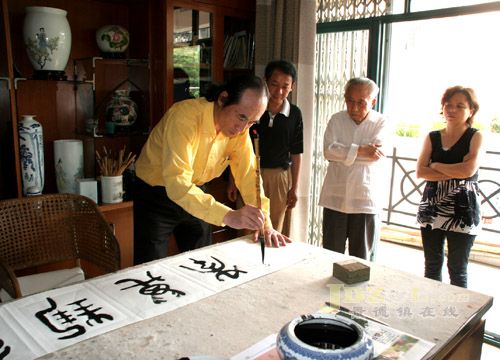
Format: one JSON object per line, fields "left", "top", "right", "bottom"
{"left": 228, "top": 60, "right": 303, "bottom": 235}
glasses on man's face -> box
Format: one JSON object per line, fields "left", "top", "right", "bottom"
{"left": 345, "top": 98, "right": 369, "bottom": 109}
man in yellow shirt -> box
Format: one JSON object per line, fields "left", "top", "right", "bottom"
{"left": 134, "top": 75, "right": 290, "bottom": 264}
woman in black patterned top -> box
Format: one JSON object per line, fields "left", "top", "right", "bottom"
{"left": 416, "top": 86, "right": 483, "bottom": 288}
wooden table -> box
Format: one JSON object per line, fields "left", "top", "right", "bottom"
{"left": 33, "top": 240, "right": 492, "bottom": 359}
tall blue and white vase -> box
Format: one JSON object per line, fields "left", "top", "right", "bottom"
{"left": 54, "top": 139, "right": 83, "bottom": 194}
{"left": 18, "top": 115, "right": 45, "bottom": 196}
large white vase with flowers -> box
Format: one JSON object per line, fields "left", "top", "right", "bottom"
{"left": 23, "top": 6, "right": 72, "bottom": 79}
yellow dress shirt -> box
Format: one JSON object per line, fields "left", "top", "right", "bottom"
{"left": 135, "top": 98, "right": 270, "bottom": 226}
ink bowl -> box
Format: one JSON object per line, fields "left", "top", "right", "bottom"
{"left": 276, "top": 313, "right": 373, "bottom": 360}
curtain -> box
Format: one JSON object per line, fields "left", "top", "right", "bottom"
{"left": 255, "top": 0, "right": 316, "bottom": 242}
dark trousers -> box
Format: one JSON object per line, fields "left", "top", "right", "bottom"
{"left": 421, "top": 226, "right": 475, "bottom": 288}
{"left": 322, "top": 208, "right": 379, "bottom": 261}
{"left": 133, "top": 177, "right": 212, "bottom": 265}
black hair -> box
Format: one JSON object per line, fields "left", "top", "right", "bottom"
{"left": 264, "top": 60, "right": 297, "bottom": 83}
{"left": 205, "top": 74, "right": 268, "bottom": 107}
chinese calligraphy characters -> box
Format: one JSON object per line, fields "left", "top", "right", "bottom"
{"left": 0, "top": 339, "right": 11, "bottom": 359}
{"left": 115, "top": 271, "right": 186, "bottom": 304}
{"left": 179, "top": 256, "right": 248, "bottom": 281}
{"left": 35, "top": 297, "right": 113, "bottom": 340}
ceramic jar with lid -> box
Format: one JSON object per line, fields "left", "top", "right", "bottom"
{"left": 106, "top": 89, "right": 138, "bottom": 126}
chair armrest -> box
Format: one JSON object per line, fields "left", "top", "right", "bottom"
{"left": 0, "top": 256, "right": 21, "bottom": 300}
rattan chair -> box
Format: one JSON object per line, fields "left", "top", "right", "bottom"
{"left": 0, "top": 193, "right": 121, "bottom": 300}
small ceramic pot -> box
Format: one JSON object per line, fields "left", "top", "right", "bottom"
{"left": 96, "top": 25, "right": 129, "bottom": 55}
{"left": 101, "top": 175, "right": 124, "bottom": 204}
{"left": 276, "top": 313, "right": 374, "bottom": 360}
{"left": 106, "top": 89, "right": 138, "bottom": 126}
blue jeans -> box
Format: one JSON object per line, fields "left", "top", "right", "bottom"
{"left": 421, "top": 226, "right": 475, "bottom": 288}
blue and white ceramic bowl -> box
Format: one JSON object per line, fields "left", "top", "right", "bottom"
{"left": 276, "top": 313, "right": 373, "bottom": 360}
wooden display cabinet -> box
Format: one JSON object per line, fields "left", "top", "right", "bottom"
{"left": 1, "top": 0, "right": 156, "bottom": 199}
{"left": 74, "top": 57, "right": 150, "bottom": 179}
{"left": 1, "top": 0, "right": 255, "bottom": 196}
{"left": 0, "top": 0, "right": 157, "bottom": 269}
{"left": 0, "top": 0, "right": 256, "bottom": 265}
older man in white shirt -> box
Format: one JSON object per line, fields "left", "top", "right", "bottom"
{"left": 319, "top": 77, "right": 388, "bottom": 261}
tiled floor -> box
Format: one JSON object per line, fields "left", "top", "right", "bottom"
{"left": 376, "top": 240, "right": 499, "bottom": 359}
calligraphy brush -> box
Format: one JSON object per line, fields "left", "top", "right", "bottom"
{"left": 252, "top": 130, "right": 265, "bottom": 264}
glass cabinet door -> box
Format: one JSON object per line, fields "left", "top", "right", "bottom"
{"left": 173, "top": 7, "right": 212, "bottom": 102}
{"left": 223, "top": 15, "right": 254, "bottom": 72}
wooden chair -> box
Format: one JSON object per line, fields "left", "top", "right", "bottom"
{"left": 0, "top": 194, "right": 121, "bottom": 300}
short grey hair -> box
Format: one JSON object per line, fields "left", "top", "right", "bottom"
{"left": 344, "top": 77, "right": 379, "bottom": 99}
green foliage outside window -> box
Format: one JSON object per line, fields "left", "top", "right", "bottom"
{"left": 173, "top": 46, "right": 201, "bottom": 98}
{"left": 394, "top": 122, "right": 421, "bottom": 138}
{"left": 394, "top": 118, "right": 494, "bottom": 138}
{"left": 491, "top": 117, "right": 500, "bottom": 133}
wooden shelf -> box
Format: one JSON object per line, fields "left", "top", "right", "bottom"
{"left": 98, "top": 200, "right": 133, "bottom": 213}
